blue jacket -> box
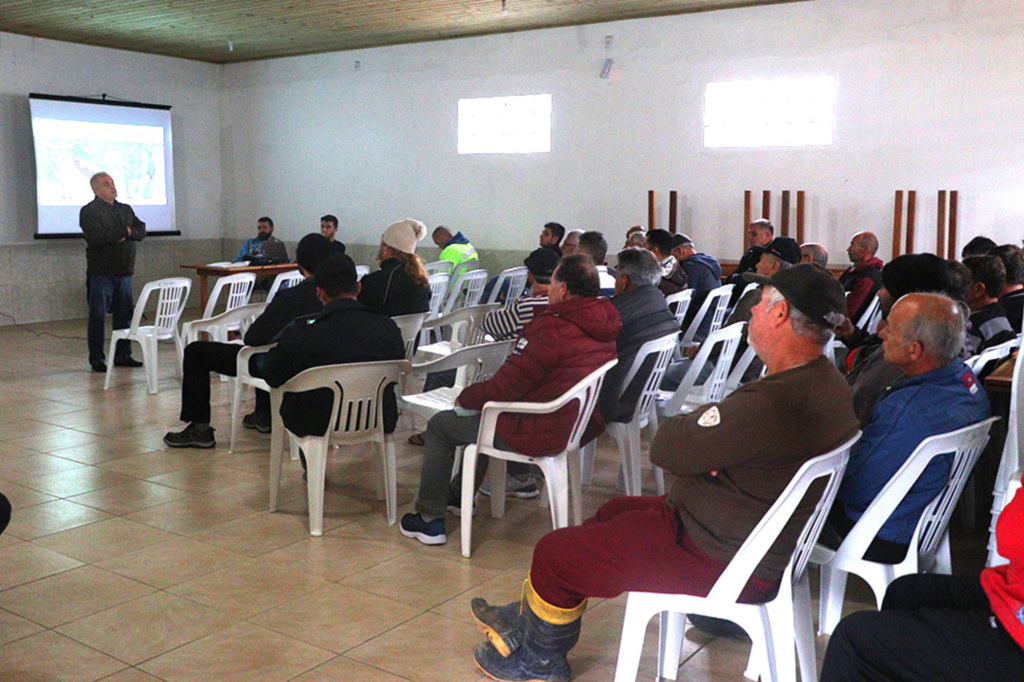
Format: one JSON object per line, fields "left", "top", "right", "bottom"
{"left": 838, "top": 359, "right": 991, "bottom": 544}
{"left": 679, "top": 252, "right": 723, "bottom": 295}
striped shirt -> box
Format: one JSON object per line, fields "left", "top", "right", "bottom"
{"left": 482, "top": 295, "right": 549, "bottom": 341}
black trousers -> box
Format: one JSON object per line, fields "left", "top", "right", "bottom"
{"left": 820, "top": 574, "right": 1024, "bottom": 681}
{"left": 0, "top": 492, "right": 10, "bottom": 537}
{"left": 179, "top": 341, "right": 269, "bottom": 424}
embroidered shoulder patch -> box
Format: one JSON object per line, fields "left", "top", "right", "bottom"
{"left": 962, "top": 371, "right": 979, "bottom": 395}
{"left": 697, "top": 406, "right": 721, "bottom": 427}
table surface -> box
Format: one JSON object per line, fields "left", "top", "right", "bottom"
{"left": 984, "top": 352, "right": 1016, "bottom": 393}
{"left": 181, "top": 262, "right": 298, "bottom": 276}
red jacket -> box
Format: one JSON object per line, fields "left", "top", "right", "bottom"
{"left": 840, "top": 257, "right": 884, "bottom": 322}
{"left": 458, "top": 296, "right": 621, "bottom": 457}
{"left": 982, "top": 487, "right": 1024, "bottom": 651}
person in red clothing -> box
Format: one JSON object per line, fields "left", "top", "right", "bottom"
{"left": 821, "top": 486, "right": 1024, "bottom": 681}
{"left": 399, "top": 254, "right": 621, "bottom": 546}
{"left": 840, "top": 231, "right": 884, "bottom": 322}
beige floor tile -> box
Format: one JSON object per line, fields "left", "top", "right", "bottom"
{"left": 0, "top": 452, "right": 88, "bottom": 481}
{"left": 167, "top": 557, "right": 332, "bottom": 618}
{"left": 346, "top": 611, "right": 486, "bottom": 682}
{"left": 0, "top": 478, "right": 57, "bottom": 508}
{"left": 67, "top": 479, "right": 191, "bottom": 515}
{"left": 291, "top": 655, "right": 415, "bottom": 681}
{"left": 124, "top": 495, "right": 256, "bottom": 534}
{"left": 146, "top": 464, "right": 267, "bottom": 494}
{"left": 11, "top": 465, "right": 140, "bottom": 499}
{"left": 32, "top": 517, "right": 178, "bottom": 563}
{"left": 0, "top": 541, "right": 83, "bottom": 591}
{"left": 189, "top": 508, "right": 321, "bottom": 556}
{"left": 251, "top": 583, "right": 421, "bottom": 653}
{"left": 57, "top": 591, "right": 236, "bottom": 665}
{"left": 430, "top": 570, "right": 528, "bottom": 624}
{"left": 95, "top": 668, "right": 166, "bottom": 682}
{"left": 4, "top": 499, "right": 111, "bottom": 540}
{"left": 48, "top": 440, "right": 157, "bottom": 465}
{"left": 341, "top": 553, "right": 502, "bottom": 611}
{"left": 4, "top": 429, "right": 107, "bottom": 453}
{"left": 140, "top": 622, "right": 335, "bottom": 682}
{"left": 96, "top": 450, "right": 197, "bottom": 478}
{"left": 0, "top": 607, "right": 46, "bottom": 645}
{"left": 0, "top": 565, "right": 154, "bottom": 628}
{"left": 0, "top": 630, "right": 127, "bottom": 681}
{"left": 95, "top": 537, "right": 247, "bottom": 589}
{"left": 261, "top": 534, "right": 410, "bottom": 581}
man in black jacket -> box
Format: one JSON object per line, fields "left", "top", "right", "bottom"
{"left": 163, "top": 233, "right": 331, "bottom": 449}
{"left": 263, "top": 254, "right": 406, "bottom": 439}
{"left": 80, "top": 172, "right": 146, "bottom": 372}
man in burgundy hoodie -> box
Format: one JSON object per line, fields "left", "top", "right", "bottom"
{"left": 400, "top": 254, "right": 621, "bottom": 547}
{"left": 821, "top": 486, "right": 1024, "bottom": 680}
{"left": 840, "top": 231, "right": 884, "bottom": 322}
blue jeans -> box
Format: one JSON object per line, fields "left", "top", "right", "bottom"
{"left": 87, "top": 275, "right": 135, "bottom": 365}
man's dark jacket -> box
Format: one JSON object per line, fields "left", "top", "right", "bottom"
{"left": 79, "top": 198, "right": 146, "bottom": 276}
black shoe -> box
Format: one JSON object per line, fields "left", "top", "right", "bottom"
{"left": 687, "top": 614, "right": 749, "bottom": 639}
{"left": 114, "top": 357, "right": 144, "bottom": 368}
{"left": 90, "top": 361, "right": 107, "bottom": 373}
{"left": 163, "top": 424, "right": 216, "bottom": 449}
{"left": 242, "top": 411, "right": 271, "bottom": 433}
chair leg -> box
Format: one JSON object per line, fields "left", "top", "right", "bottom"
{"left": 933, "top": 530, "right": 953, "bottom": 574}
{"left": 489, "top": 458, "right": 508, "bottom": 519}
{"left": 567, "top": 447, "right": 583, "bottom": 526}
{"left": 581, "top": 440, "right": 596, "bottom": 486}
{"left": 613, "top": 595, "right": 657, "bottom": 682}
{"left": 268, "top": 392, "right": 285, "bottom": 512}
{"left": 230, "top": 380, "right": 246, "bottom": 453}
{"left": 817, "top": 564, "right": 848, "bottom": 636}
{"left": 174, "top": 332, "right": 184, "bottom": 377}
{"left": 372, "top": 441, "right": 386, "bottom": 501}
{"left": 145, "top": 336, "right": 158, "bottom": 394}
{"left": 610, "top": 426, "right": 633, "bottom": 497}
{"left": 654, "top": 466, "right": 666, "bottom": 496}
{"left": 792, "top": 576, "right": 818, "bottom": 682}
{"left": 462, "top": 446, "right": 480, "bottom": 558}
{"left": 303, "top": 437, "right": 330, "bottom": 536}
{"left": 626, "top": 422, "right": 643, "bottom": 497}
{"left": 658, "top": 611, "right": 686, "bottom": 681}
{"left": 103, "top": 334, "right": 119, "bottom": 391}
{"left": 384, "top": 436, "right": 397, "bottom": 526}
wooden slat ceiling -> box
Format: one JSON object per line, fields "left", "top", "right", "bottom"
{"left": 0, "top": 0, "right": 804, "bottom": 64}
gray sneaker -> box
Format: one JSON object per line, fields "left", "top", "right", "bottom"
{"left": 479, "top": 474, "right": 540, "bottom": 499}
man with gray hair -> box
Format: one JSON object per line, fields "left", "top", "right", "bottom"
{"left": 561, "top": 229, "right": 584, "bottom": 256}
{"left": 598, "top": 248, "right": 679, "bottom": 422}
{"left": 577, "top": 231, "right": 616, "bottom": 294}
{"left": 822, "top": 292, "right": 991, "bottom": 562}
{"left": 801, "top": 242, "right": 829, "bottom": 268}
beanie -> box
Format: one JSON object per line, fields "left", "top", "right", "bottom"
{"left": 382, "top": 219, "right": 427, "bottom": 255}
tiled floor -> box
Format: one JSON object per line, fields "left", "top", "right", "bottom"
{"left": 0, "top": 319, "right": 986, "bottom": 680}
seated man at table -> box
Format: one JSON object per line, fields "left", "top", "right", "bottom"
{"left": 163, "top": 234, "right": 331, "bottom": 448}
{"left": 233, "top": 216, "right": 281, "bottom": 262}
{"left": 468, "top": 264, "right": 856, "bottom": 682}
{"left": 320, "top": 214, "right": 346, "bottom": 254}
{"left": 399, "top": 255, "right": 621, "bottom": 546}
{"left": 359, "top": 219, "right": 432, "bottom": 316}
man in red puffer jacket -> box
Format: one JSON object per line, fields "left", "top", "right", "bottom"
{"left": 400, "top": 254, "right": 621, "bottom": 546}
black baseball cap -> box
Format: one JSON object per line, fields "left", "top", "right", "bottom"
{"left": 763, "top": 237, "right": 801, "bottom": 265}
{"left": 672, "top": 233, "right": 694, "bottom": 248}
{"left": 743, "top": 263, "right": 847, "bottom": 328}
{"left": 524, "top": 248, "right": 559, "bottom": 279}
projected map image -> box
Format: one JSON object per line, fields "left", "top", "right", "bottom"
{"left": 34, "top": 118, "right": 167, "bottom": 207}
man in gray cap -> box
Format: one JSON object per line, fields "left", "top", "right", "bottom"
{"left": 164, "top": 233, "right": 332, "bottom": 448}
{"left": 470, "top": 264, "right": 858, "bottom": 682}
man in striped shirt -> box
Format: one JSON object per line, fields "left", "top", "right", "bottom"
{"left": 482, "top": 248, "right": 560, "bottom": 341}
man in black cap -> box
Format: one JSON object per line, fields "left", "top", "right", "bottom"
{"left": 163, "top": 233, "right": 332, "bottom": 448}
{"left": 481, "top": 248, "right": 559, "bottom": 341}
{"left": 469, "top": 264, "right": 857, "bottom": 682}
{"left": 263, "top": 253, "right": 405, "bottom": 439}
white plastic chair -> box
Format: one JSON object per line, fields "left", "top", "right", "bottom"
{"left": 739, "top": 280, "right": 761, "bottom": 301}
{"left": 442, "top": 269, "right": 489, "bottom": 315}
{"left": 989, "top": 349, "right": 1024, "bottom": 565}
{"left": 268, "top": 359, "right": 412, "bottom": 535}
{"left": 664, "top": 290, "right": 694, "bottom": 328}
{"left": 398, "top": 340, "right": 514, "bottom": 425}
{"left": 182, "top": 302, "right": 267, "bottom": 348}
{"left": 104, "top": 277, "right": 191, "bottom": 394}
{"left": 679, "top": 284, "right": 734, "bottom": 348}
{"left": 392, "top": 312, "right": 429, "bottom": 360}
{"left": 485, "top": 266, "right": 530, "bottom": 306}
{"left": 966, "top": 336, "right": 1020, "bottom": 376}
{"left": 613, "top": 433, "right": 859, "bottom": 682}
{"left": 813, "top": 416, "right": 998, "bottom": 635}
{"left": 723, "top": 344, "right": 762, "bottom": 396}
{"left": 854, "top": 293, "right": 883, "bottom": 335}
{"left": 416, "top": 303, "right": 501, "bottom": 359}
{"left": 266, "top": 270, "right": 304, "bottom": 303}
{"left": 580, "top": 334, "right": 678, "bottom": 496}
{"left": 419, "top": 272, "right": 452, "bottom": 346}
{"left": 229, "top": 342, "right": 276, "bottom": 453}
{"left": 460, "top": 359, "right": 617, "bottom": 558}
{"left": 356, "top": 265, "right": 370, "bottom": 281}
{"left": 425, "top": 260, "right": 454, "bottom": 276}
{"left": 202, "top": 272, "right": 256, "bottom": 325}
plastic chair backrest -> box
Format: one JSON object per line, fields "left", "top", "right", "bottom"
{"left": 356, "top": 265, "right": 370, "bottom": 280}
{"left": 203, "top": 272, "right": 256, "bottom": 319}
{"left": 392, "top": 313, "right": 428, "bottom": 360}
{"left": 485, "top": 266, "right": 530, "bottom": 306}
{"left": 425, "top": 260, "right": 454, "bottom": 276}
{"left": 664, "top": 290, "right": 694, "bottom": 327}
{"left": 966, "top": 337, "right": 1020, "bottom": 376}
{"left": 280, "top": 359, "right": 411, "bottom": 445}
{"left": 725, "top": 344, "right": 760, "bottom": 394}
{"left": 266, "top": 270, "right": 304, "bottom": 303}
{"left": 680, "top": 284, "right": 734, "bottom": 346}
{"left": 427, "top": 273, "right": 451, "bottom": 318}
{"left": 856, "top": 294, "right": 883, "bottom": 334}
{"left": 837, "top": 417, "right": 997, "bottom": 564}
{"left": 130, "top": 277, "right": 191, "bottom": 335}
{"left": 419, "top": 303, "right": 501, "bottom": 351}
{"left": 443, "top": 269, "right": 490, "bottom": 314}
{"left": 665, "top": 322, "right": 745, "bottom": 414}
{"left": 739, "top": 281, "right": 761, "bottom": 301}
{"left": 617, "top": 333, "right": 679, "bottom": 424}
{"left": 708, "top": 433, "right": 859, "bottom": 603}
{"left": 412, "top": 340, "right": 514, "bottom": 379}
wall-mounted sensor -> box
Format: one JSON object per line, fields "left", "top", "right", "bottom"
{"left": 600, "top": 58, "right": 614, "bottom": 79}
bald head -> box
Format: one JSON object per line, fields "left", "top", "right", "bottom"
{"left": 431, "top": 225, "right": 453, "bottom": 248}
{"left": 882, "top": 292, "right": 965, "bottom": 374}
{"left": 847, "top": 231, "right": 879, "bottom": 265}
{"left": 800, "top": 243, "right": 829, "bottom": 268}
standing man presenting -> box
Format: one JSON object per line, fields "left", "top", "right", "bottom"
{"left": 80, "top": 172, "right": 146, "bottom": 373}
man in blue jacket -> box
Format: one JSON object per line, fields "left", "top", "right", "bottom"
{"left": 823, "top": 292, "right": 991, "bottom": 561}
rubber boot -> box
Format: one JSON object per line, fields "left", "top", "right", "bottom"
{"left": 471, "top": 597, "right": 524, "bottom": 657}
{"left": 474, "top": 581, "right": 585, "bottom": 682}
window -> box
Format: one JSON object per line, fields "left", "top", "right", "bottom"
{"left": 458, "top": 94, "right": 551, "bottom": 154}
{"left": 703, "top": 76, "right": 835, "bottom": 148}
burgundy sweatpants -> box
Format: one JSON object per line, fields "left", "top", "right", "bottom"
{"left": 530, "top": 495, "right": 777, "bottom": 609}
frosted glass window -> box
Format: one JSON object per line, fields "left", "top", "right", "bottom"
{"left": 458, "top": 94, "right": 551, "bottom": 154}
{"left": 704, "top": 76, "right": 835, "bottom": 148}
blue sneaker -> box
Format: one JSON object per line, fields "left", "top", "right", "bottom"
{"left": 399, "top": 513, "right": 447, "bottom": 545}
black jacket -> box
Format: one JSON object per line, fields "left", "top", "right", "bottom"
{"left": 358, "top": 258, "right": 431, "bottom": 317}
{"left": 79, "top": 198, "right": 146, "bottom": 276}
{"left": 263, "top": 299, "right": 405, "bottom": 437}
{"left": 600, "top": 285, "right": 680, "bottom": 423}
{"left": 243, "top": 278, "right": 322, "bottom": 346}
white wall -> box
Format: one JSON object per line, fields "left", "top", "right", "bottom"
{"left": 219, "top": 0, "right": 1024, "bottom": 263}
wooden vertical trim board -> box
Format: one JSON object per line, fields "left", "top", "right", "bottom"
{"left": 796, "top": 191, "right": 806, "bottom": 245}
{"left": 761, "top": 190, "right": 771, "bottom": 221}
{"left": 744, "top": 190, "right": 753, "bottom": 248}
{"left": 906, "top": 190, "right": 917, "bottom": 254}
{"left": 669, "top": 191, "right": 678, "bottom": 234}
{"left": 648, "top": 190, "right": 656, "bottom": 231}
{"left": 780, "top": 190, "right": 791, "bottom": 237}
{"left": 936, "top": 190, "right": 947, "bottom": 259}
{"left": 949, "top": 191, "right": 959, "bottom": 259}
{"left": 893, "top": 190, "right": 904, "bottom": 259}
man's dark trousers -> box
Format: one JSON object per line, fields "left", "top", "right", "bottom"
{"left": 87, "top": 274, "right": 134, "bottom": 365}
{"left": 179, "top": 341, "right": 269, "bottom": 424}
